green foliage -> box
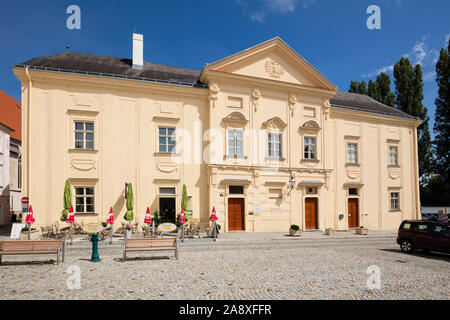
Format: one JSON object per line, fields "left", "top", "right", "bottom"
{"left": 376, "top": 73, "right": 395, "bottom": 106}
{"left": 349, "top": 80, "right": 367, "bottom": 95}
{"left": 432, "top": 39, "right": 450, "bottom": 193}
{"left": 394, "top": 58, "right": 433, "bottom": 185}
{"left": 153, "top": 210, "right": 161, "bottom": 227}
{"left": 290, "top": 224, "right": 300, "bottom": 231}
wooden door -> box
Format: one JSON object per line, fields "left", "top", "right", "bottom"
{"left": 348, "top": 198, "right": 359, "bottom": 228}
{"left": 228, "top": 198, "right": 245, "bottom": 231}
{"left": 305, "top": 198, "right": 318, "bottom": 230}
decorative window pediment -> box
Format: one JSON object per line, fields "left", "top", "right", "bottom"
{"left": 222, "top": 112, "right": 248, "bottom": 126}
{"left": 300, "top": 120, "right": 320, "bottom": 131}
{"left": 263, "top": 117, "right": 287, "bottom": 131}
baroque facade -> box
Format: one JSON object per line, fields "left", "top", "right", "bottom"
{"left": 13, "top": 37, "right": 421, "bottom": 232}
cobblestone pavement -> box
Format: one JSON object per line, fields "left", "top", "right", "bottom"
{"left": 0, "top": 236, "right": 448, "bottom": 300}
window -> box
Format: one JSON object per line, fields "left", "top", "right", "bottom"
{"left": 75, "top": 187, "right": 94, "bottom": 214}
{"left": 389, "top": 146, "right": 398, "bottom": 165}
{"left": 228, "top": 129, "right": 243, "bottom": 156}
{"left": 349, "top": 188, "right": 358, "bottom": 196}
{"left": 268, "top": 133, "right": 282, "bottom": 158}
{"left": 390, "top": 192, "right": 400, "bottom": 211}
{"left": 413, "top": 223, "right": 429, "bottom": 233}
{"left": 159, "top": 187, "right": 176, "bottom": 195}
{"left": 306, "top": 187, "right": 317, "bottom": 195}
{"left": 75, "top": 122, "right": 94, "bottom": 149}
{"left": 401, "top": 222, "right": 412, "bottom": 231}
{"left": 304, "top": 137, "right": 316, "bottom": 160}
{"left": 159, "top": 127, "right": 175, "bottom": 153}
{"left": 347, "top": 143, "right": 358, "bottom": 164}
{"left": 229, "top": 186, "right": 244, "bottom": 194}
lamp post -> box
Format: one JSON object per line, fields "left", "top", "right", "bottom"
{"left": 288, "top": 176, "right": 296, "bottom": 192}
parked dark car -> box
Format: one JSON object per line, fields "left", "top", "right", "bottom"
{"left": 397, "top": 220, "right": 450, "bottom": 254}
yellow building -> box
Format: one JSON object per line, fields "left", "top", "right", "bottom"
{"left": 13, "top": 36, "right": 421, "bottom": 232}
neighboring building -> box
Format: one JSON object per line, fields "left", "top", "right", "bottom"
{"left": 0, "top": 89, "right": 22, "bottom": 225}
{"left": 12, "top": 36, "right": 421, "bottom": 232}
{"left": 421, "top": 193, "right": 450, "bottom": 220}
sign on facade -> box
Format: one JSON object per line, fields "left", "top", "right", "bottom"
{"left": 10, "top": 223, "right": 26, "bottom": 240}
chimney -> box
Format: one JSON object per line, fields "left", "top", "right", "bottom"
{"left": 132, "top": 33, "right": 144, "bottom": 70}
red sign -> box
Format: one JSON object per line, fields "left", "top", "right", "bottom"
{"left": 21, "top": 197, "right": 29, "bottom": 204}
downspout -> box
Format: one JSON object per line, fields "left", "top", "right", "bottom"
{"left": 413, "top": 121, "right": 421, "bottom": 220}
{"left": 24, "top": 67, "right": 31, "bottom": 207}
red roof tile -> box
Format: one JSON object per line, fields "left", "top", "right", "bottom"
{"left": 0, "top": 89, "right": 21, "bottom": 141}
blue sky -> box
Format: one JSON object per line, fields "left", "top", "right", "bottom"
{"left": 1, "top": 0, "right": 449, "bottom": 134}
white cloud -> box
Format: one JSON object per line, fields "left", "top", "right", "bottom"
{"left": 362, "top": 36, "right": 439, "bottom": 82}
{"left": 236, "top": 0, "right": 316, "bottom": 23}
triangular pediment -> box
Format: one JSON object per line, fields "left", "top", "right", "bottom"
{"left": 201, "top": 38, "right": 337, "bottom": 92}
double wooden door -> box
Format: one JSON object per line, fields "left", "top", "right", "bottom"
{"left": 348, "top": 198, "right": 359, "bottom": 228}
{"left": 305, "top": 198, "right": 318, "bottom": 230}
{"left": 228, "top": 198, "right": 245, "bottom": 231}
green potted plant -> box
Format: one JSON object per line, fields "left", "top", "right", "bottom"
{"left": 356, "top": 226, "right": 368, "bottom": 235}
{"left": 20, "top": 227, "right": 39, "bottom": 240}
{"left": 289, "top": 224, "right": 301, "bottom": 236}
{"left": 123, "top": 223, "right": 133, "bottom": 239}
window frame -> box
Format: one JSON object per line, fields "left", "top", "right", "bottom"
{"left": 390, "top": 191, "right": 400, "bottom": 211}
{"left": 227, "top": 129, "right": 244, "bottom": 157}
{"left": 158, "top": 127, "right": 176, "bottom": 153}
{"left": 389, "top": 145, "right": 399, "bottom": 166}
{"left": 74, "top": 187, "right": 95, "bottom": 214}
{"left": 74, "top": 121, "right": 95, "bottom": 150}
{"left": 347, "top": 143, "right": 358, "bottom": 164}
{"left": 303, "top": 136, "right": 316, "bottom": 160}
{"left": 268, "top": 132, "right": 282, "bottom": 158}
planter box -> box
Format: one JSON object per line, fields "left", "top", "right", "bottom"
{"left": 123, "top": 229, "right": 132, "bottom": 239}
{"left": 289, "top": 228, "right": 301, "bottom": 236}
{"left": 20, "top": 230, "right": 40, "bottom": 240}
{"left": 325, "top": 228, "right": 335, "bottom": 236}
{"left": 356, "top": 228, "right": 368, "bottom": 235}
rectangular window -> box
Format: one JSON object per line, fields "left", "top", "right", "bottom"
{"left": 349, "top": 188, "right": 358, "bottom": 196}
{"left": 390, "top": 192, "right": 399, "bottom": 211}
{"left": 159, "top": 127, "right": 175, "bottom": 153}
{"left": 229, "top": 186, "right": 244, "bottom": 194}
{"left": 347, "top": 143, "right": 358, "bottom": 164}
{"left": 74, "top": 121, "right": 94, "bottom": 150}
{"left": 75, "top": 187, "right": 94, "bottom": 214}
{"left": 389, "top": 146, "right": 398, "bottom": 165}
{"left": 306, "top": 187, "right": 317, "bottom": 195}
{"left": 159, "top": 187, "right": 176, "bottom": 195}
{"left": 304, "top": 137, "right": 316, "bottom": 160}
{"left": 268, "top": 133, "right": 282, "bottom": 158}
{"left": 227, "top": 129, "right": 243, "bottom": 156}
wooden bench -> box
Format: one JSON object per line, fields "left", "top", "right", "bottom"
{"left": 123, "top": 238, "right": 178, "bottom": 261}
{"left": 0, "top": 240, "right": 65, "bottom": 265}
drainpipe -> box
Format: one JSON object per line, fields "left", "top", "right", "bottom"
{"left": 24, "top": 67, "right": 31, "bottom": 222}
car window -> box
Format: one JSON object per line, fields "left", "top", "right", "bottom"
{"left": 433, "top": 225, "right": 449, "bottom": 237}
{"left": 402, "top": 223, "right": 412, "bottom": 231}
{"left": 414, "top": 223, "right": 429, "bottom": 233}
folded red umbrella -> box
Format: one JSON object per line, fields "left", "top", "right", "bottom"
{"left": 25, "top": 205, "right": 35, "bottom": 224}
{"left": 144, "top": 207, "right": 152, "bottom": 224}
{"left": 66, "top": 205, "right": 75, "bottom": 224}
{"left": 210, "top": 206, "right": 218, "bottom": 221}
{"left": 106, "top": 207, "right": 114, "bottom": 224}
{"left": 179, "top": 208, "right": 185, "bottom": 224}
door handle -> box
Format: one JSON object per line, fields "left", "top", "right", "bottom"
{"left": 348, "top": 213, "right": 351, "bottom": 216}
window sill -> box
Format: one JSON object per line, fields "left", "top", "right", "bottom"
{"left": 74, "top": 213, "right": 98, "bottom": 216}
{"left": 224, "top": 155, "right": 247, "bottom": 160}
{"left": 389, "top": 210, "right": 401, "bottom": 213}
{"left": 301, "top": 158, "right": 320, "bottom": 162}
{"left": 345, "top": 163, "right": 361, "bottom": 167}
{"left": 68, "top": 149, "right": 98, "bottom": 153}
{"left": 154, "top": 152, "right": 180, "bottom": 156}
{"left": 388, "top": 164, "right": 400, "bottom": 168}
{"left": 265, "top": 157, "right": 286, "bottom": 161}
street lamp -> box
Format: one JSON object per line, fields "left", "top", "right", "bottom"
{"left": 288, "top": 176, "right": 296, "bottom": 191}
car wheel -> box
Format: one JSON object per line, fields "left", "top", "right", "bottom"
{"left": 400, "top": 240, "right": 415, "bottom": 253}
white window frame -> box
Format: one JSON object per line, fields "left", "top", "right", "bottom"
{"left": 75, "top": 187, "right": 95, "bottom": 214}
{"left": 158, "top": 127, "right": 176, "bottom": 153}
{"left": 347, "top": 143, "right": 358, "bottom": 164}
{"left": 389, "top": 146, "right": 399, "bottom": 165}
{"left": 227, "top": 129, "right": 244, "bottom": 157}
{"left": 268, "top": 132, "right": 282, "bottom": 158}
{"left": 304, "top": 136, "right": 316, "bottom": 160}
{"left": 74, "top": 121, "right": 94, "bottom": 150}
{"left": 390, "top": 192, "right": 400, "bottom": 211}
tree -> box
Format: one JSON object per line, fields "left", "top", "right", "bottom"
{"left": 349, "top": 80, "right": 367, "bottom": 95}
{"left": 393, "top": 58, "right": 434, "bottom": 184}
{"left": 375, "top": 72, "right": 395, "bottom": 106}
{"left": 432, "top": 39, "right": 450, "bottom": 192}
{"left": 368, "top": 80, "right": 379, "bottom": 100}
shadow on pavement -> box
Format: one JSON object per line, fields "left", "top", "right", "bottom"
{"left": 114, "top": 256, "right": 173, "bottom": 262}
{"left": 379, "top": 248, "right": 450, "bottom": 262}
{"left": 0, "top": 259, "right": 56, "bottom": 266}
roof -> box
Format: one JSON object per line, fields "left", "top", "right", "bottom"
{"left": 0, "top": 89, "right": 21, "bottom": 141}
{"left": 330, "top": 91, "right": 416, "bottom": 120}
{"left": 16, "top": 51, "right": 205, "bottom": 88}
{"left": 16, "top": 51, "right": 417, "bottom": 120}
